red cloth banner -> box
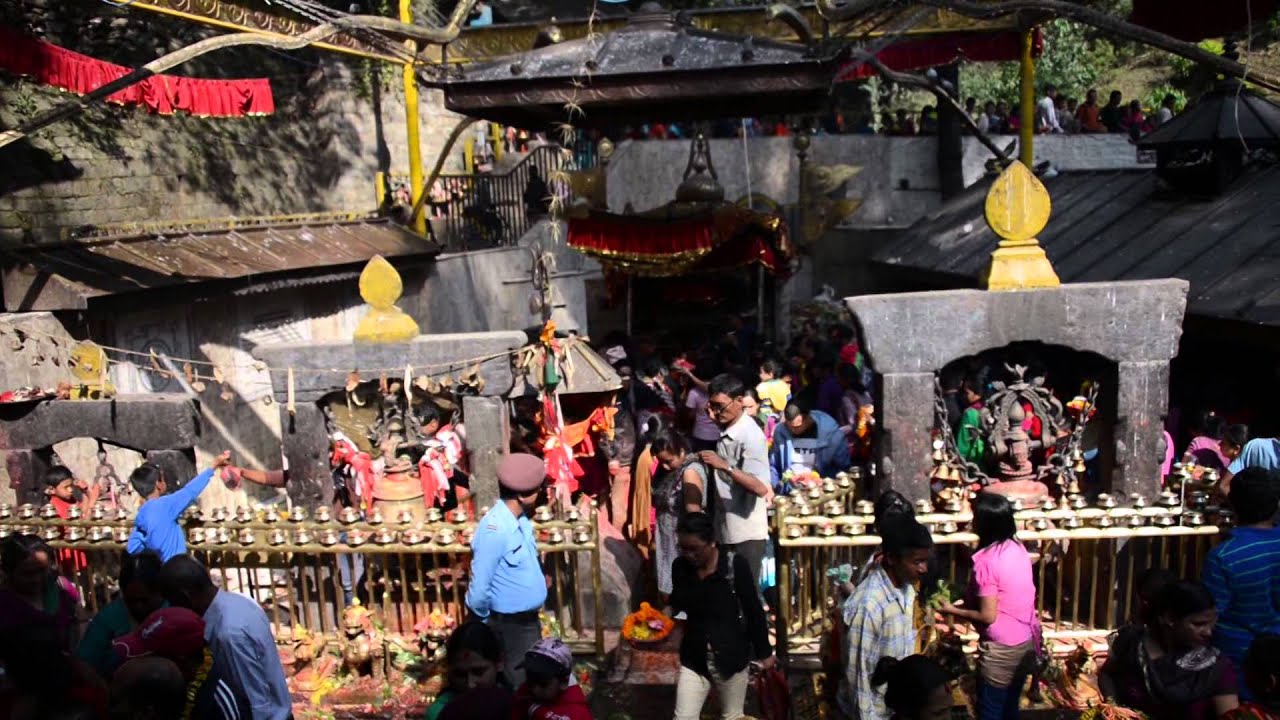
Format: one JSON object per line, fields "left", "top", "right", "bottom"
{"left": 835, "top": 30, "right": 1036, "bottom": 83}
{"left": 0, "top": 26, "right": 274, "bottom": 117}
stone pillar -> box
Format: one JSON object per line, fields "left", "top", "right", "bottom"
{"left": 463, "top": 395, "right": 508, "bottom": 511}
{"left": 145, "top": 450, "right": 196, "bottom": 491}
{"left": 1113, "top": 360, "right": 1170, "bottom": 500}
{"left": 877, "top": 372, "right": 936, "bottom": 502}
{"left": 278, "top": 404, "right": 333, "bottom": 510}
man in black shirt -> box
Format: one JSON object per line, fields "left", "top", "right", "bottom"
{"left": 1099, "top": 90, "right": 1125, "bottom": 133}
{"left": 113, "top": 607, "right": 254, "bottom": 720}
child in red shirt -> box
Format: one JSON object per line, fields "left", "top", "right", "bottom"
{"left": 511, "top": 638, "right": 593, "bottom": 720}
{"left": 42, "top": 466, "right": 97, "bottom": 575}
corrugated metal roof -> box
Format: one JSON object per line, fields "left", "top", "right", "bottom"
{"left": 873, "top": 164, "right": 1280, "bottom": 327}
{"left": 2, "top": 217, "right": 440, "bottom": 311}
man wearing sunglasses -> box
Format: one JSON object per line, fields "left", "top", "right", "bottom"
{"left": 697, "top": 374, "right": 774, "bottom": 587}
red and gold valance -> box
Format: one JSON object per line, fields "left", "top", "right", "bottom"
{"left": 567, "top": 205, "right": 793, "bottom": 278}
{"left": 835, "top": 30, "right": 1039, "bottom": 83}
{"left": 0, "top": 26, "right": 274, "bottom": 117}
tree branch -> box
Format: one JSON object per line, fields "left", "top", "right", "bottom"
{"left": 407, "top": 116, "right": 479, "bottom": 228}
{"left": 817, "top": 0, "right": 1280, "bottom": 94}
{"left": 856, "top": 52, "right": 1014, "bottom": 164}
{"left": 0, "top": 3, "right": 479, "bottom": 150}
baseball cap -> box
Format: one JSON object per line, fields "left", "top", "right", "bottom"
{"left": 518, "top": 637, "right": 573, "bottom": 678}
{"left": 113, "top": 607, "right": 206, "bottom": 661}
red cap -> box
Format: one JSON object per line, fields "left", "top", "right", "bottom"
{"left": 113, "top": 607, "right": 206, "bottom": 661}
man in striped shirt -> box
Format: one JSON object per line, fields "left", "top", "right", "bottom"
{"left": 1203, "top": 467, "right": 1280, "bottom": 700}
{"left": 840, "top": 517, "right": 935, "bottom": 720}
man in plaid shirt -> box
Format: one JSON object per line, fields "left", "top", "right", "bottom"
{"left": 840, "top": 517, "right": 935, "bottom": 720}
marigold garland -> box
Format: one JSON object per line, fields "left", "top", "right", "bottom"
{"left": 183, "top": 649, "right": 214, "bottom": 720}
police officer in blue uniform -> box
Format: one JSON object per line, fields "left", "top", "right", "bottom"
{"left": 465, "top": 453, "right": 548, "bottom": 686}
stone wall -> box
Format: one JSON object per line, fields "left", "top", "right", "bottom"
{"left": 605, "top": 134, "right": 1149, "bottom": 227}
{"left": 0, "top": 0, "right": 465, "bottom": 246}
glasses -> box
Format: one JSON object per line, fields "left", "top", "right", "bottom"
{"left": 708, "top": 399, "right": 737, "bottom": 414}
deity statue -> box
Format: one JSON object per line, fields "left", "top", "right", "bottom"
{"left": 992, "top": 402, "right": 1036, "bottom": 484}
{"left": 340, "top": 601, "right": 383, "bottom": 679}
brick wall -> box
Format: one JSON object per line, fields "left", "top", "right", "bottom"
{"left": 0, "top": 0, "right": 465, "bottom": 245}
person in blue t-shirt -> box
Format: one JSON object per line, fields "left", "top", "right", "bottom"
{"left": 1220, "top": 436, "right": 1280, "bottom": 497}
{"left": 126, "top": 451, "right": 232, "bottom": 562}
{"left": 1203, "top": 467, "right": 1280, "bottom": 700}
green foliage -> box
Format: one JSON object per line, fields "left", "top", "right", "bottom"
{"left": 962, "top": 19, "right": 1118, "bottom": 104}
{"left": 1143, "top": 85, "right": 1187, "bottom": 113}
{"left": 1168, "top": 40, "right": 1226, "bottom": 81}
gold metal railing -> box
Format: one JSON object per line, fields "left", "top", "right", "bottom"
{"left": 770, "top": 480, "right": 1224, "bottom": 658}
{"left": 1, "top": 503, "right": 606, "bottom": 659}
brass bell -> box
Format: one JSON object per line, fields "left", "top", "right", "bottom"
{"left": 818, "top": 522, "right": 837, "bottom": 537}
{"left": 943, "top": 498, "right": 963, "bottom": 513}
{"left": 1069, "top": 495, "right": 1087, "bottom": 510}
{"left": 114, "top": 527, "right": 132, "bottom": 543}
{"left": 18, "top": 504, "right": 36, "bottom": 519}
{"left": 1217, "top": 510, "right": 1236, "bottom": 528}
{"left": 374, "top": 528, "right": 396, "bottom": 545}
{"left": 1094, "top": 515, "right": 1115, "bottom": 528}
{"left": 573, "top": 527, "right": 592, "bottom": 544}
{"left": 40, "top": 526, "right": 61, "bottom": 541}
{"left": 189, "top": 528, "right": 206, "bottom": 544}
{"left": 549, "top": 529, "right": 566, "bottom": 544}
{"left": 807, "top": 486, "right": 823, "bottom": 500}
{"left": 1067, "top": 477, "right": 1082, "bottom": 494}
{"left": 836, "top": 475, "right": 853, "bottom": 489}
{"left": 436, "top": 528, "right": 456, "bottom": 545}
{"left": 566, "top": 508, "right": 582, "bottom": 522}
{"left": 211, "top": 507, "right": 229, "bottom": 523}
{"left": 39, "top": 504, "right": 58, "bottom": 520}
{"left": 238, "top": 528, "right": 256, "bottom": 545}
{"left": 268, "top": 529, "right": 287, "bottom": 546}
{"left": 1031, "top": 517, "right": 1050, "bottom": 532}
{"left": 843, "top": 522, "right": 865, "bottom": 536}
{"left": 1182, "top": 511, "right": 1206, "bottom": 527}
{"left": 402, "top": 529, "right": 424, "bottom": 545}
{"left": 425, "top": 508, "right": 444, "bottom": 523}
{"left": 533, "top": 506, "right": 554, "bottom": 523}
{"left": 1096, "top": 493, "right": 1117, "bottom": 509}
{"left": 264, "top": 507, "right": 281, "bottom": 523}
{"left": 1010, "top": 498, "right": 1025, "bottom": 511}
{"left": 855, "top": 500, "right": 875, "bottom": 516}
{"left": 1131, "top": 494, "right": 1149, "bottom": 509}
{"left": 319, "top": 529, "right": 339, "bottom": 546}
{"left": 67, "top": 505, "right": 82, "bottom": 520}
{"left": 214, "top": 528, "right": 232, "bottom": 544}
{"left": 796, "top": 502, "right": 814, "bottom": 517}
{"left": 88, "top": 526, "right": 105, "bottom": 542}
{"left": 347, "top": 529, "right": 368, "bottom": 546}
{"left": 1127, "top": 514, "right": 1146, "bottom": 529}
{"left": 1158, "top": 491, "right": 1180, "bottom": 508}
{"left": 822, "top": 479, "right": 837, "bottom": 494}
{"left": 1061, "top": 516, "right": 1083, "bottom": 530}
{"left": 314, "top": 506, "right": 332, "bottom": 523}
{"left": 235, "top": 506, "right": 254, "bottom": 523}
{"left": 931, "top": 447, "right": 947, "bottom": 463}
{"left": 115, "top": 507, "right": 130, "bottom": 522}
{"left": 294, "top": 529, "right": 313, "bottom": 545}
{"left": 824, "top": 500, "right": 843, "bottom": 516}
{"left": 1154, "top": 514, "right": 1176, "bottom": 528}
{"left": 1073, "top": 457, "right": 1087, "bottom": 474}
{"left": 290, "top": 507, "right": 309, "bottom": 523}
{"left": 1042, "top": 498, "right": 1058, "bottom": 511}
{"left": 368, "top": 508, "right": 384, "bottom": 525}
{"left": 184, "top": 506, "right": 202, "bottom": 521}
{"left": 339, "top": 507, "right": 360, "bottom": 524}
{"left": 786, "top": 524, "right": 806, "bottom": 539}
{"left": 914, "top": 499, "right": 933, "bottom": 514}
{"left": 90, "top": 505, "right": 105, "bottom": 521}
{"left": 0, "top": 504, "right": 11, "bottom": 519}
{"left": 450, "top": 508, "right": 470, "bottom": 523}
{"left": 397, "top": 509, "right": 416, "bottom": 525}
{"left": 940, "top": 520, "right": 959, "bottom": 534}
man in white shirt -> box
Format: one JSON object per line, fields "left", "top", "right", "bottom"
{"left": 1036, "top": 84, "right": 1062, "bottom": 133}
{"left": 696, "top": 374, "right": 773, "bottom": 585}
{"left": 159, "top": 555, "right": 292, "bottom": 720}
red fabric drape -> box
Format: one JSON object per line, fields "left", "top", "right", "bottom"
{"left": 568, "top": 206, "right": 792, "bottom": 277}
{"left": 0, "top": 26, "right": 274, "bottom": 117}
{"left": 835, "top": 31, "right": 1037, "bottom": 83}
{"left": 1131, "top": 0, "right": 1277, "bottom": 42}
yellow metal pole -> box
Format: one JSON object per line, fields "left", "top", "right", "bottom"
{"left": 400, "top": 0, "right": 426, "bottom": 235}
{"left": 1019, "top": 28, "right": 1036, "bottom": 168}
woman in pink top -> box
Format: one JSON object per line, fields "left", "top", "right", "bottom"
{"left": 939, "top": 492, "right": 1038, "bottom": 720}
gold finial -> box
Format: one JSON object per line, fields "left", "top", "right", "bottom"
{"left": 982, "top": 161, "right": 1060, "bottom": 291}
{"left": 353, "top": 255, "right": 420, "bottom": 343}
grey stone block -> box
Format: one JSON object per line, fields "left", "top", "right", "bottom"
{"left": 0, "top": 395, "right": 201, "bottom": 451}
